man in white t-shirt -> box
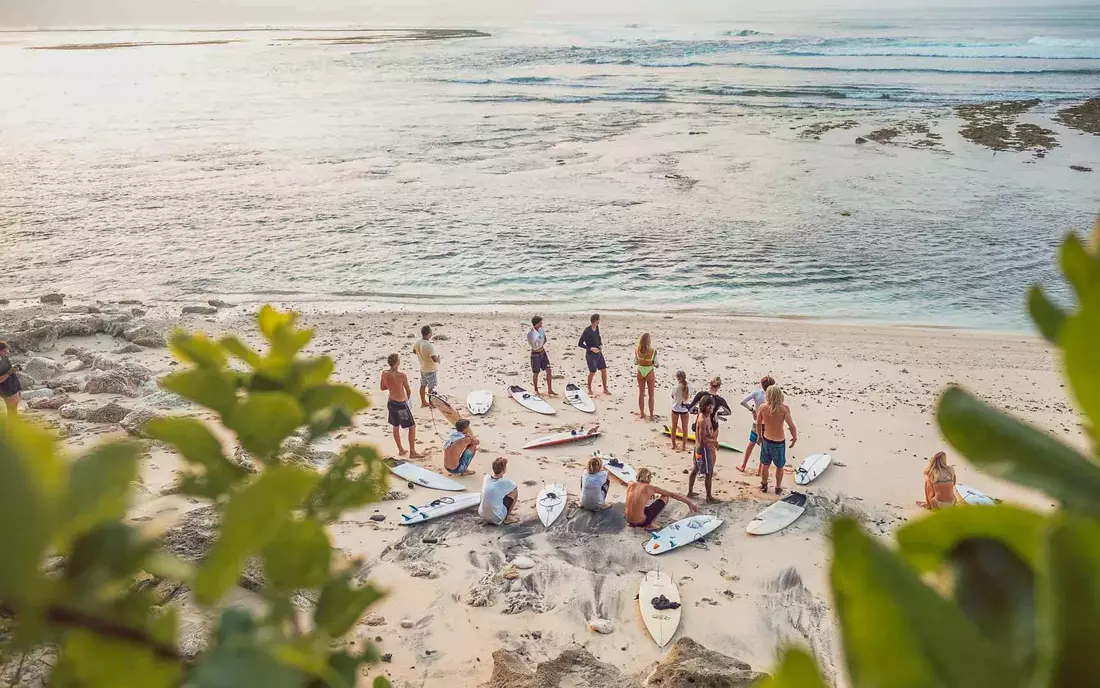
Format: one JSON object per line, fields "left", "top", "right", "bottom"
{"left": 412, "top": 325, "right": 441, "bottom": 407}
{"left": 479, "top": 457, "right": 519, "bottom": 525}
{"left": 527, "top": 315, "right": 556, "bottom": 397}
{"left": 738, "top": 375, "right": 776, "bottom": 473}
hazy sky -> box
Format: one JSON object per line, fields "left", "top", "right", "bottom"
{"left": 1, "top": 0, "right": 1090, "bottom": 28}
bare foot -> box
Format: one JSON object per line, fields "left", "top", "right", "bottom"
{"left": 736, "top": 465, "right": 746, "bottom": 473}
{"left": 409, "top": 451, "right": 425, "bottom": 459}
{"left": 686, "top": 491, "right": 698, "bottom": 498}
{"left": 644, "top": 524, "right": 661, "bottom": 532}
{"left": 420, "top": 403, "right": 430, "bottom": 408}
{"left": 602, "top": 389, "right": 610, "bottom": 395}
{"left": 547, "top": 391, "right": 559, "bottom": 397}
{"left": 706, "top": 497, "right": 721, "bottom": 504}
{"left": 399, "top": 448, "right": 408, "bottom": 457}
{"left": 599, "top": 503, "right": 613, "bottom": 510}
{"left": 503, "top": 515, "right": 520, "bottom": 525}
{"left": 460, "top": 470, "right": 476, "bottom": 476}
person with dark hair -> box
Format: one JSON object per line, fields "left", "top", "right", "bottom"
{"left": 480, "top": 457, "right": 519, "bottom": 525}
{"left": 688, "top": 376, "right": 732, "bottom": 430}
{"left": 577, "top": 313, "right": 609, "bottom": 396}
{"left": 443, "top": 418, "right": 479, "bottom": 476}
{"left": 687, "top": 397, "right": 719, "bottom": 503}
{"left": 380, "top": 353, "right": 421, "bottom": 458}
{"left": 527, "top": 315, "right": 556, "bottom": 397}
{"left": 412, "top": 324, "right": 441, "bottom": 407}
{"left": 0, "top": 342, "right": 21, "bottom": 416}
{"left": 738, "top": 375, "right": 777, "bottom": 473}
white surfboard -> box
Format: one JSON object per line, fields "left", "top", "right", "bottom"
{"left": 645, "top": 515, "right": 724, "bottom": 555}
{"left": 592, "top": 450, "right": 637, "bottom": 484}
{"left": 537, "top": 483, "right": 568, "bottom": 527}
{"left": 523, "top": 426, "right": 600, "bottom": 450}
{"left": 639, "top": 570, "right": 681, "bottom": 647}
{"left": 747, "top": 492, "right": 808, "bottom": 535}
{"left": 794, "top": 453, "right": 832, "bottom": 486}
{"left": 508, "top": 385, "right": 555, "bottom": 415}
{"left": 564, "top": 383, "right": 596, "bottom": 413}
{"left": 399, "top": 492, "right": 481, "bottom": 525}
{"left": 385, "top": 458, "right": 465, "bottom": 491}
{"left": 957, "top": 484, "right": 995, "bottom": 505}
{"left": 466, "top": 390, "right": 493, "bottom": 415}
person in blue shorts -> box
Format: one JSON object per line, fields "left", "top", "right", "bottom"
{"left": 738, "top": 375, "right": 776, "bottom": 473}
{"left": 755, "top": 385, "right": 798, "bottom": 495}
{"left": 443, "top": 419, "right": 479, "bottom": 476}
{"left": 577, "top": 313, "right": 609, "bottom": 396}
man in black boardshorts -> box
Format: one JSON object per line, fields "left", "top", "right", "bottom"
{"left": 527, "top": 315, "right": 556, "bottom": 397}
{"left": 577, "top": 313, "right": 609, "bottom": 396}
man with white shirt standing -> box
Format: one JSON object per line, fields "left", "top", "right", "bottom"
{"left": 738, "top": 375, "right": 776, "bottom": 473}
{"left": 527, "top": 315, "right": 556, "bottom": 397}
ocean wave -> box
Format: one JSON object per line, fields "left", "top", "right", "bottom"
{"left": 720, "top": 29, "right": 769, "bottom": 37}
{"left": 634, "top": 61, "right": 1100, "bottom": 76}
{"left": 781, "top": 39, "right": 1100, "bottom": 60}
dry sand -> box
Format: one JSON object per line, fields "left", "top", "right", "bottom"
{"left": 10, "top": 305, "right": 1083, "bottom": 686}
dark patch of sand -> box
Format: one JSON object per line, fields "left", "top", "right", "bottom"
{"left": 1056, "top": 98, "right": 1100, "bottom": 137}
{"left": 955, "top": 99, "right": 1058, "bottom": 155}
{"left": 798, "top": 119, "right": 858, "bottom": 140}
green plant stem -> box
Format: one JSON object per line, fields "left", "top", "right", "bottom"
{"left": 0, "top": 604, "right": 182, "bottom": 662}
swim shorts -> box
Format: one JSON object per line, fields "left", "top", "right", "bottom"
{"left": 629, "top": 497, "right": 667, "bottom": 528}
{"left": 387, "top": 399, "right": 415, "bottom": 429}
{"left": 749, "top": 428, "right": 759, "bottom": 444}
{"left": 420, "top": 371, "right": 437, "bottom": 389}
{"left": 530, "top": 351, "right": 551, "bottom": 373}
{"left": 446, "top": 448, "right": 474, "bottom": 475}
{"left": 585, "top": 351, "right": 607, "bottom": 373}
{"left": 760, "top": 438, "right": 786, "bottom": 469}
{"left": 693, "top": 446, "right": 714, "bottom": 476}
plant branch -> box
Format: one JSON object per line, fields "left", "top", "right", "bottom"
{"left": 0, "top": 604, "right": 182, "bottom": 662}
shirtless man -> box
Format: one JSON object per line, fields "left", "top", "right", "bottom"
{"left": 380, "top": 353, "right": 422, "bottom": 458}
{"left": 755, "top": 385, "right": 797, "bottom": 495}
{"left": 624, "top": 467, "right": 698, "bottom": 531}
{"left": 443, "top": 419, "right": 478, "bottom": 476}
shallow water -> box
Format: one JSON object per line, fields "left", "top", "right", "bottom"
{"left": 2, "top": 6, "right": 1099, "bottom": 329}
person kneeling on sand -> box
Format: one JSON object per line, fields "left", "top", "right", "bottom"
{"left": 625, "top": 468, "right": 698, "bottom": 531}
{"left": 443, "top": 419, "right": 479, "bottom": 476}
{"left": 480, "top": 457, "right": 519, "bottom": 525}
{"left": 756, "top": 385, "right": 797, "bottom": 495}
{"left": 579, "top": 455, "right": 612, "bottom": 511}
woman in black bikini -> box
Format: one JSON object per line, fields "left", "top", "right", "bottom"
{"left": 0, "top": 342, "right": 22, "bottom": 416}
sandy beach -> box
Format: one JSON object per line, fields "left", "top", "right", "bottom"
{"left": 1, "top": 301, "right": 1083, "bottom": 686}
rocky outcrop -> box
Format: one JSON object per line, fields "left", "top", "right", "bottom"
{"left": 23, "top": 357, "right": 63, "bottom": 381}
{"left": 182, "top": 306, "right": 218, "bottom": 315}
{"left": 645, "top": 638, "right": 767, "bottom": 687}
{"left": 28, "top": 393, "right": 74, "bottom": 411}
{"left": 39, "top": 293, "right": 65, "bottom": 305}
{"left": 208, "top": 300, "right": 236, "bottom": 309}
{"left": 84, "top": 370, "right": 139, "bottom": 397}
{"left": 120, "top": 408, "right": 163, "bottom": 437}
{"left": 0, "top": 314, "right": 166, "bottom": 352}
{"left": 59, "top": 400, "right": 130, "bottom": 423}
{"left": 1056, "top": 98, "right": 1100, "bottom": 136}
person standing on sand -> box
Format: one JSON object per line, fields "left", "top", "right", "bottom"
{"left": 634, "top": 332, "right": 658, "bottom": 419}
{"left": 625, "top": 467, "right": 698, "bottom": 531}
{"left": 578, "top": 455, "right": 612, "bottom": 511}
{"left": 923, "top": 452, "right": 957, "bottom": 509}
{"left": 480, "top": 457, "right": 519, "bottom": 525}
{"left": 688, "top": 377, "right": 732, "bottom": 433}
{"left": 687, "top": 397, "right": 720, "bottom": 503}
{"left": 412, "top": 325, "right": 440, "bottom": 408}
{"left": 0, "top": 342, "right": 22, "bottom": 416}
{"left": 756, "top": 385, "right": 797, "bottom": 495}
{"left": 527, "top": 315, "right": 556, "bottom": 397}
{"left": 443, "top": 419, "right": 479, "bottom": 476}
{"left": 669, "top": 370, "right": 694, "bottom": 451}
{"left": 577, "top": 314, "right": 609, "bottom": 396}
{"left": 738, "top": 375, "right": 776, "bottom": 473}
{"left": 380, "top": 353, "right": 422, "bottom": 458}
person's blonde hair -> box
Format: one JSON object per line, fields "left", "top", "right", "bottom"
{"left": 924, "top": 452, "right": 954, "bottom": 483}
{"left": 491, "top": 457, "right": 508, "bottom": 476}
{"left": 636, "top": 467, "right": 653, "bottom": 484}
{"left": 766, "top": 385, "right": 784, "bottom": 414}
{"left": 586, "top": 456, "right": 603, "bottom": 474}
{"left": 675, "top": 370, "right": 689, "bottom": 403}
{"left": 636, "top": 333, "right": 654, "bottom": 362}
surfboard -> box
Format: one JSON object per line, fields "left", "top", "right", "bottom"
{"left": 523, "top": 426, "right": 600, "bottom": 450}
{"left": 536, "top": 483, "right": 568, "bottom": 527}
{"left": 399, "top": 492, "right": 481, "bottom": 525}
{"left": 794, "top": 453, "right": 832, "bottom": 486}
{"left": 957, "top": 484, "right": 995, "bottom": 505}
{"left": 429, "top": 392, "right": 462, "bottom": 425}
{"left": 662, "top": 426, "right": 742, "bottom": 453}
{"left": 466, "top": 390, "right": 493, "bottom": 415}
{"left": 384, "top": 458, "right": 466, "bottom": 491}
{"left": 508, "top": 385, "right": 555, "bottom": 415}
{"left": 639, "top": 570, "right": 681, "bottom": 647}
{"left": 746, "top": 492, "right": 808, "bottom": 535}
{"left": 593, "top": 450, "right": 637, "bottom": 484}
{"left": 645, "top": 515, "right": 724, "bottom": 555}
{"left": 564, "top": 383, "right": 596, "bottom": 413}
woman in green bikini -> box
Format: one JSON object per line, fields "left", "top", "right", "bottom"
{"left": 635, "top": 332, "right": 658, "bottom": 420}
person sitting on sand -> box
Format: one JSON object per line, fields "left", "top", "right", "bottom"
{"left": 923, "top": 451, "right": 957, "bottom": 509}
{"left": 756, "top": 385, "right": 797, "bottom": 495}
{"left": 443, "top": 419, "right": 479, "bottom": 476}
{"left": 738, "top": 375, "right": 776, "bottom": 473}
{"left": 625, "top": 467, "right": 698, "bottom": 531}
{"left": 527, "top": 315, "right": 556, "bottom": 397}
{"left": 480, "top": 457, "right": 519, "bottom": 525}
{"left": 412, "top": 325, "right": 441, "bottom": 408}
{"left": 579, "top": 455, "right": 612, "bottom": 511}
{"left": 578, "top": 313, "right": 609, "bottom": 396}
{"left": 634, "top": 333, "right": 658, "bottom": 420}
{"left": 380, "top": 353, "right": 422, "bottom": 458}
{"left": 688, "top": 377, "right": 732, "bottom": 432}
{"left": 0, "top": 342, "right": 22, "bottom": 416}
{"left": 669, "top": 370, "right": 694, "bottom": 451}
{"left": 687, "top": 397, "right": 720, "bottom": 503}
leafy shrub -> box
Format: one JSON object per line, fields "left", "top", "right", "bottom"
{"left": 763, "top": 220, "right": 1100, "bottom": 687}
{"left": 0, "top": 306, "right": 391, "bottom": 687}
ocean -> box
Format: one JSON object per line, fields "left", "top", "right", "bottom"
{"left": 2, "top": 5, "right": 1098, "bottom": 329}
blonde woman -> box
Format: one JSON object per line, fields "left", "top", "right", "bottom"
{"left": 755, "top": 385, "right": 797, "bottom": 495}
{"left": 669, "top": 370, "right": 694, "bottom": 451}
{"left": 579, "top": 455, "right": 611, "bottom": 511}
{"left": 635, "top": 333, "right": 658, "bottom": 420}
{"left": 923, "top": 452, "right": 957, "bottom": 509}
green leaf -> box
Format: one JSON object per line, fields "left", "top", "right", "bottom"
{"left": 1062, "top": 307, "right": 1100, "bottom": 440}
{"left": 937, "top": 386, "right": 1100, "bottom": 514}
{"left": 194, "top": 465, "right": 319, "bottom": 604}
{"left": 143, "top": 418, "right": 245, "bottom": 498}
{"left": 310, "top": 446, "right": 389, "bottom": 519}
{"left": 314, "top": 573, "right": 384, "bottom": 638}
{"left": 830, "top": 519, "right": 1013, "bottom": 688}
{"left": 373, "top": 677, "right": 393, "bottom": 688}
{"left": 294, "top": 357, "right": 335, "bottom": 389}
{"left": 55, "top": 630, "right": 181, "bottom": 688}
{"left": 58, "top": 443, "right": 140, "bottom": 543}
{"left": 1027, "top": 285, "right": 1066, "bottom": 343}
{"left": 758, "top": 647, "right": 828, "bottom": 688}
{"left": 1059, "top": 233, "right": 1095, "bottom": 301}
{"left": 159, "top": 369, "right": 238, "bottom": 417}
{"left": 226, "top": 392, "right": 305, "bottom": 459}
{"left": 169, "top": 332, "right": 227, "bottom": 369}
{"left": 897, "top": 504, "right": 1046, "bottom": 571}
{"left": 65, "top": 523, "right": 156, "bottom": 593}
{"left": 219, "top": 335, "right": 263, "bottom": 368}
{"left": 1036, "top": 516, "right": 1100, "bottom": 687}
{"left": 300, "top": 384, "right": 370, "bottom": 416}
{"left": 261, "top": 519, "right": 331, "bottom": 591}
{"left": 257, "top": 305, "right": 297, "bottom": 343}
{"left": 189, "top": 611, "right": 306, "bottom": 688}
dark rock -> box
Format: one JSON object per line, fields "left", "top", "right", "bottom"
{"left": 382, "top": 654, "right": 393, "bottom": 663}
{"left": 120, "top": 408, "right": 163, "bottom": 437}
{"left": 61, "top": 305, "right": 101, "bottom": 314}
{"left": 182, "top": 306, "right": 218, "bottom": 315}
{"left": 160, "top": 505, "right": 265, "bottom": 590}
{"left": 23, "top": 357, "right": 63, "bottom": 381}
{"left": 112, "top": 343, "right": 143, "bottom": 354}
{"left": 28, "top": 393, "right": 73, "bottom": 411}
{"left": 85, "top": 401, "right": 131, "bottom": 424}
{"left": 84, "top": 370, "right": 139, "bottom": 397}
{"left": 1070, "top": 165, "right": 1093, "bottom": 172}
{"left": 370, "top": 514, "right": 386, "bottom": 522}
{"left": 0, "top": 299, "right": 8, "bottom": 305}
{"left": 646, "top": 637, "right": 767, "bottom": 687}
{"left": 131, "top": 308, "right": 147, "bottom": 317}
{"left": 208, "top": 299, "right": 236, "bottom": 309}
{"left": 854, "top": 136, "right": 868, "bottom": 144}
{"left": 487, "top": 647, "right": 633, "bottom": 688}
{"left": 1056, "top": 98, "right": 1100, "bottom": 136}
{"left": 40, "top": 293, "right": 65, "bottom": 305}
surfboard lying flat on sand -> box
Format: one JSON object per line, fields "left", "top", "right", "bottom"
{"left": 508, "top": 385, "right": 555, "bottom": 415}
{"left": 747, "top": 492, "right": 808, "bottom": 535}
{"left": 564, "top": 383, "right": 596, "bottom": 413}
{"left": 400, "top": 492, "right": 481, "bottom": 525}
{"left": 794, "top": 453, "right": 832, "bottom": 486}
{"left": 957, "top": 485, "right": 995, "bottom": 505}
{"left": 523, "top": 426, "right": 600, "bottom": 450}
{"left": 537, "top": 483, "right": 568, "bottom": 527}
{"left": 466, "top": 390, "right": 493, "bottom": 415}
{"left": 593, "top": 450, "right": 637, "bottom": 484}
{"left": 639, "top": 570, "right": 681, "bottom": 647}
{"left": 645, "top": 515, "right": 723, "bottom": 555}
{"left": 662, "top": 426, "right": 742, "bottom": 453}
{"left": 385, "top": 458, "right": 465, "bottom": 491}
{"left": 429, "top": 392, "right": 462, "bottom": 425}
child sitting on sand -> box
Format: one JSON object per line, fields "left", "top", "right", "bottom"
{"left": 578, "top": 455, "right": 612, "bottom": 511}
